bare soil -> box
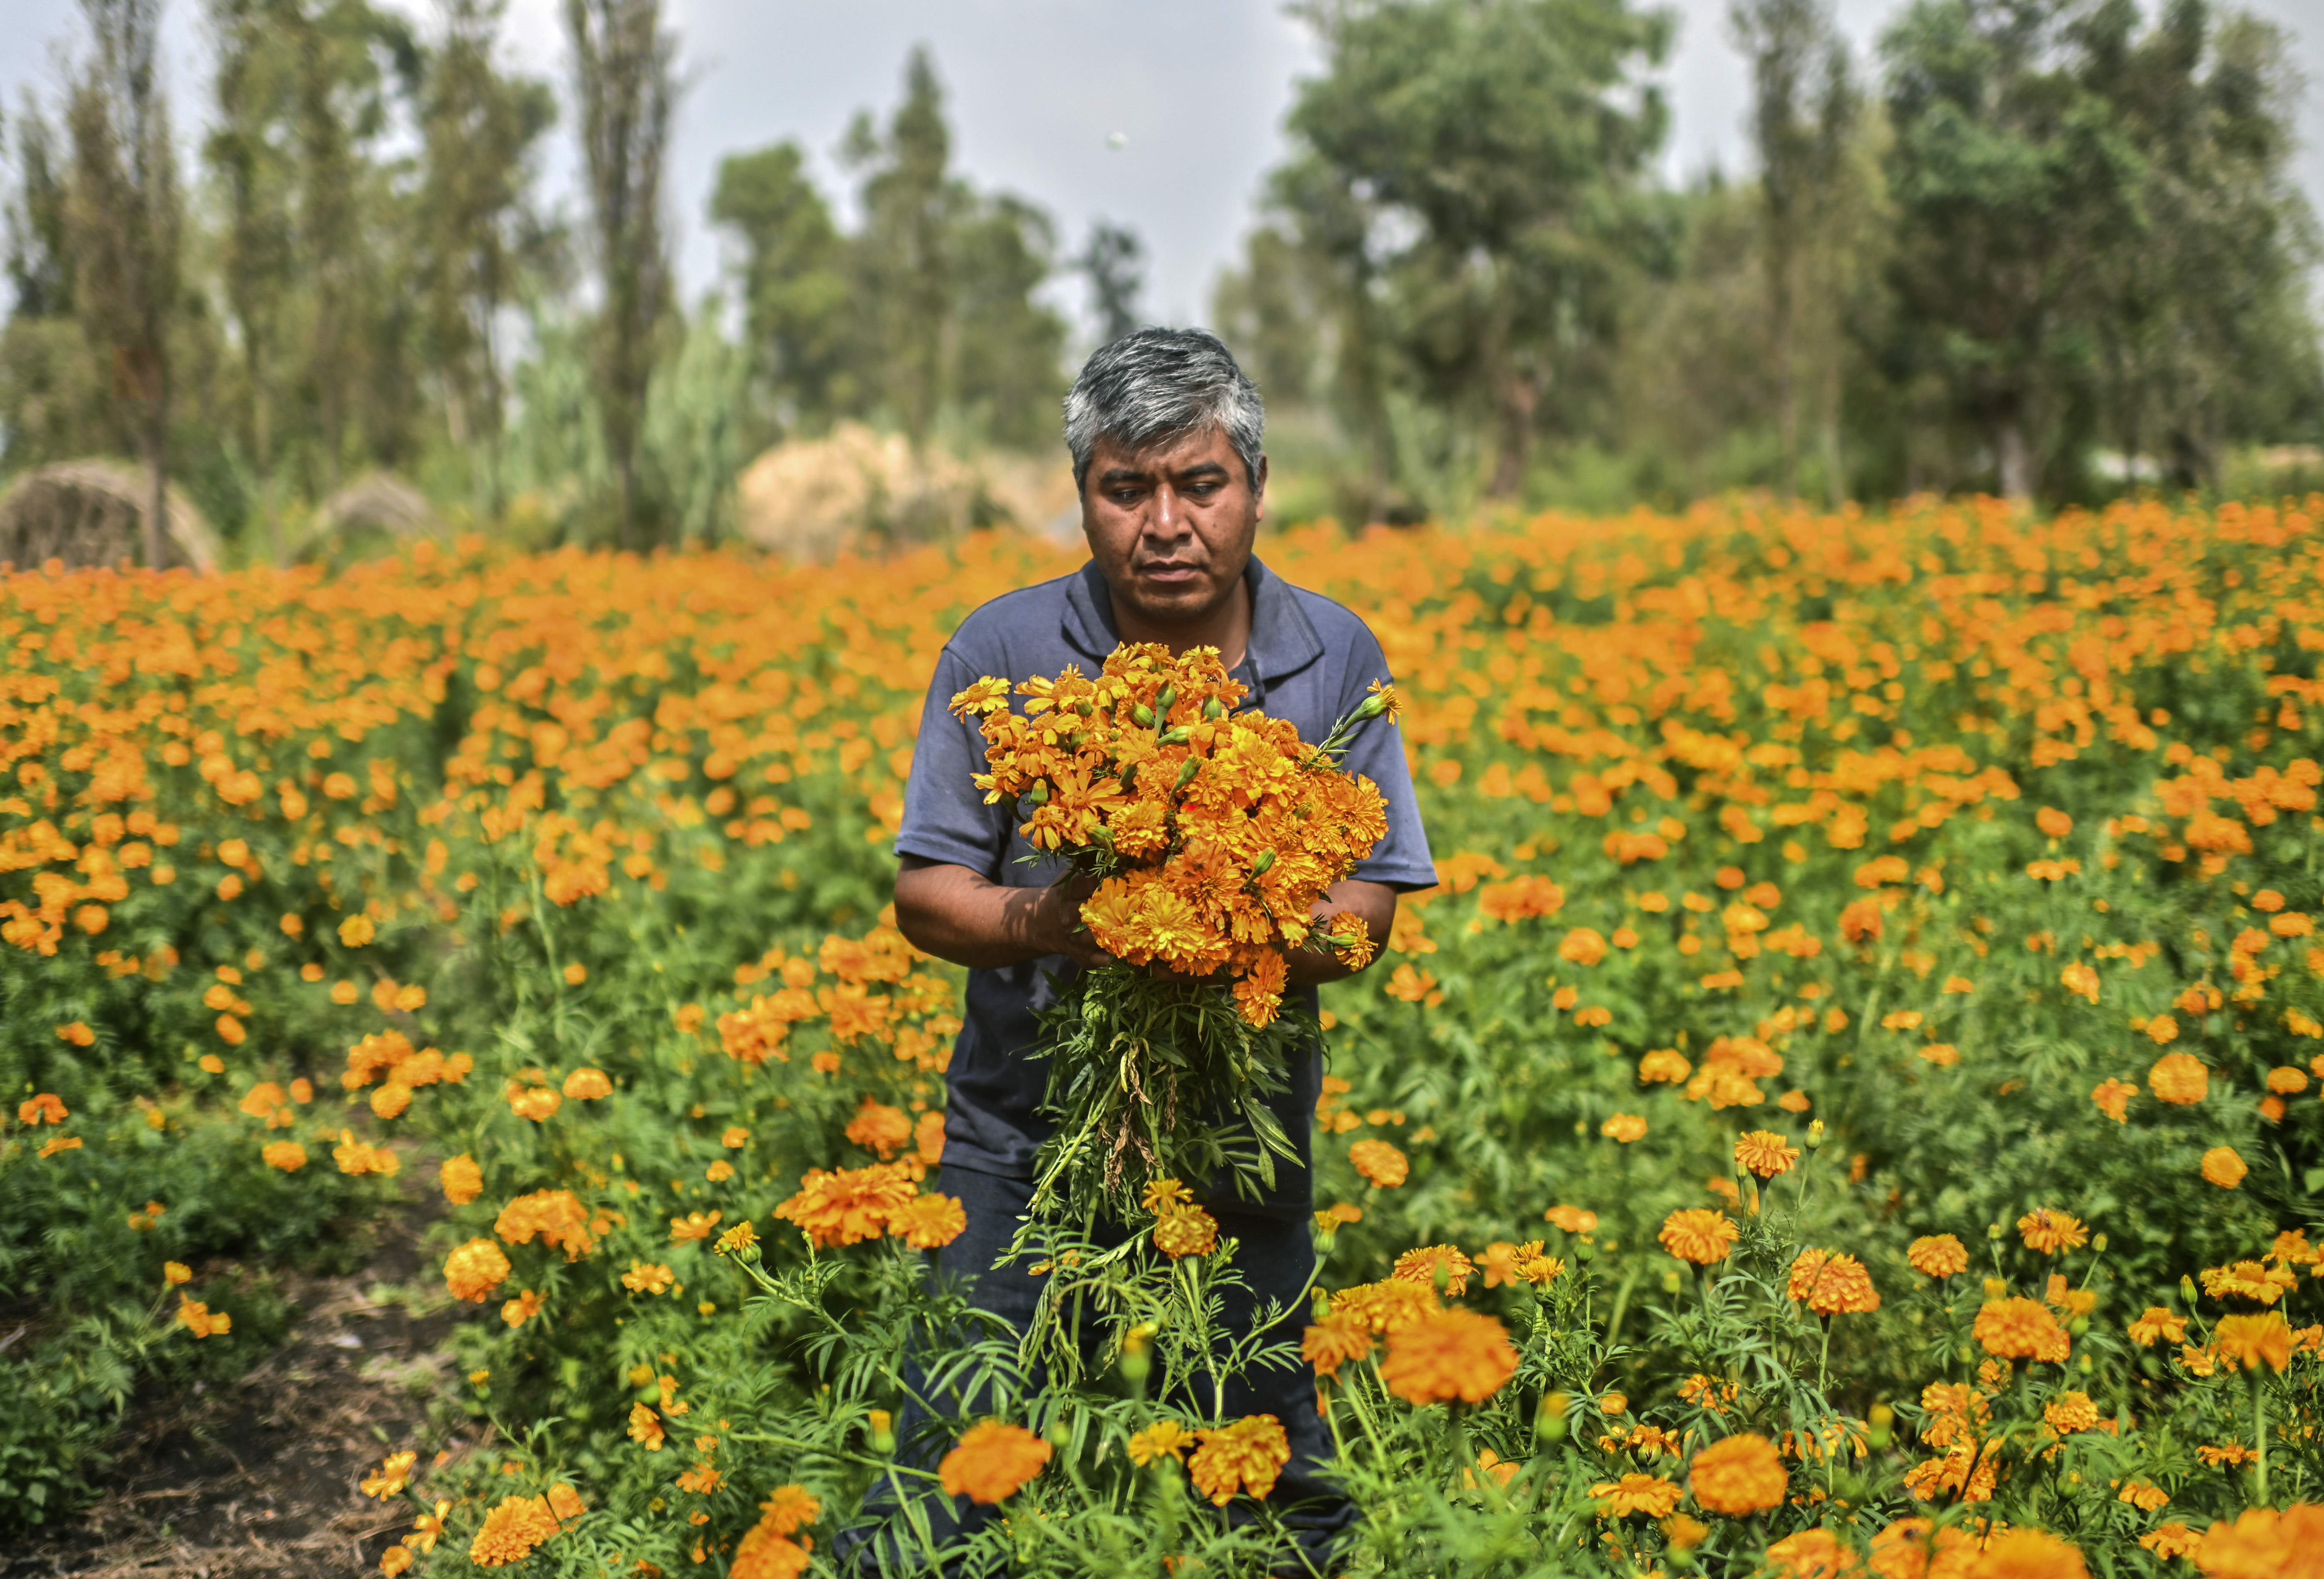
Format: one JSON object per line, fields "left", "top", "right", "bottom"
{"left": 0, "top": 1200, "right": 477, "bottom": 1579}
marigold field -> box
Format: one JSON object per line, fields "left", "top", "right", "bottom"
{"left": 7, "top": 496, "right": 2324, "bottom": 1576}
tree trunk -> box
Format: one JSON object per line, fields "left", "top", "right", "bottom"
{"left": 1487, "top": 364, "right": 1538, "bottom": 500}
{"left": 1994, "top": 413, "right": 2032, "bottom": 500}
{"left": 1771, "top": 238, "right": 1798, "bottom": 498}
{"left": 141, "top": 385, "right": 168, "bottom": 570}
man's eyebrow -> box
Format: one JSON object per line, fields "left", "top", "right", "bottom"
{"left": 1172, "top": 461, "right": 1230, "bottom": 479}
{"left": 1097, "top": 465, "right": 1153, "bottom": 486}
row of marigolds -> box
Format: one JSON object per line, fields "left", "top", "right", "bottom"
{"left": 338, "top": 1107, "right": 2324, "bottom": 1574}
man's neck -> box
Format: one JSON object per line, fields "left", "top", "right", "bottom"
{"left": 1110, "top": 570, "right": 1254, "bottom": 673}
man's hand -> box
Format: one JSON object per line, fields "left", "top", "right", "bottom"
{"left": 1288, "top": 879, "right": 1399, "bottom": 987}
{"left": 894, "top": 856, "right": 1117, "bottom": 971}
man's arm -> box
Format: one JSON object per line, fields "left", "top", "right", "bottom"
{"left": 894, "top": 854, "right": 1395, "bottom": 985}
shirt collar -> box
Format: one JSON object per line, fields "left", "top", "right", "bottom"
{"left": 1064, "top": 556, "right": 1326, "bottom": 685}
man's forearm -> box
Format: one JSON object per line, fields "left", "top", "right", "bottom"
{"left": 1287, "top": 879, "right": 1399, "bottom": 986}
{"left": 893, "top": 857, "right": 1104, "bottom": 970}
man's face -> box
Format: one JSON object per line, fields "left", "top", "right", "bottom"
{"left": 1080, "top": 425, "right": 1265, "bottom": 633}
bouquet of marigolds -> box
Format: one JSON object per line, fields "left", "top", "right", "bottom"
{"left": 949, "top": 643, "right": 1394, "bottom": 1224}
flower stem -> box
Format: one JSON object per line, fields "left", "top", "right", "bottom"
{"left": 2255, "top": 1377, "right": 2270, "bottom": 1507}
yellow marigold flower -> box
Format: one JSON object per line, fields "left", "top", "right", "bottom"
{"left": 262, "top": 1141, "right": 307, "bottom": 1172}
{"left": 444, "top": 1237, "right": 512, "bottom": 1303}
{"left": 2214, "top": 1311, "right": 2293, "bottom": 1373}
{"left": 2118, "top": 1478, "right": 2168, "bottom": 1512}
{"left": 1127, "top": 1419, "right": 1194, "bottom": 1466}
{"left": 506, "top": 1083, "right": 561, "bottom": 1122}
{"left": 628, "top": 1402, "right": 666, "bottom": 1451}
{"left": 338, "top": 914, "right": 375, "bottom": 948}
{"left": 1733, "top": 1129, "right": 1800, "bottom": 1178}
{"left": 163, "top": 1261, "right": 192, "bottom": 1286}
{"left": 938, "top": 1421, "right": 1050, "bottom": 1504}
{"left": 496, "top": 1189, "right": 601, "bottom": 1258}
{"left": 500, "top": 1289, "right": 542, "bottom": 1328}
{"left": 773, "top": 1164, "right": 914, "bottom": 1247}
{"left": 469, "top": 1494, "right": 559, "bottom": 1566}
{"left": 2201, "top": 1146, "right": 2248, "bottom": 1188}
{"left": 2017, "top": 1209, "right": 2088, "bottom": 1255}
{"left": 1153, "top": 1203, "right": 1219, "bottom": 1259}
{"left": 1590, "top": 1472, "right": 1680, "bottom": 1519}
{"left": 1907, "top": 1234, "right": 1968, "bottom": 1279}
{"left": 1600, "top": 1112, "right": 1647, "bottom": 1142}
{"left": 1687, "top": 1433, "right": 1786, "bottom": 1515}
{"left": 361, "top": 1450, "right": 417, "bottom": 1498}
{"left": 441, "top": 1154, "right": 483, "bottom": 1205}
{"left": 2043, "top": 1390, "right": 2099, "bottom": 1434}
{"left": 2149, "top": 1050, "right": 2207, "bottom": 1104}
{"left": 2201, "top": 1259, "right": 2297, "bottom": 1304}
{"left": 1187, "top": 1414, "right": 1290, "bottom": 1506}
{"left": 1349, "top": 1139, "right": 1408, "bottom": 1188}
{"left": 1974, "top": 1297, "right": 2071, "bottom": 1363}
{"left": 1787, "top": 1249, "right": 1880, "bottom": 1315}
{"left": 1764, "top": 1528, "right": 1856, "bottom": 1579}
{"left": 1658, "top": 1208, "right": 1738, "bottom": 1266}
{"left": 561, "top": 1067, "right": 612, "bottom": 1100}
{"left": 379, "top": 1544, "right": 413, "bottom": 1576}
{"left": 889, "top": 1192, "right": 967, "bottom": 1250}
{"left": 1378, "top": 1307, "right": 1518, "bottom": 1405}
{"left": 2127, "top": 1306, "right": 2186, "bottom": 1346}
{"left": 1391, "top": 1244, "right": 1473, "bottom": 1296}
{"left": 714, "top": 1221, "right": 761, "bottom": 1257}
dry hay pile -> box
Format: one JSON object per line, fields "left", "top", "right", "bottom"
{"left": 0, "top": 459, "right": 220, "bottom": 571}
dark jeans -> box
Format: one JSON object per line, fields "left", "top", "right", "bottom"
{"left": 835, "top": 1165, "right": 1354, "bottom": 1576}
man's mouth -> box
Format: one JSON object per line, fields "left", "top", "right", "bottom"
{"left": 1137, "top": 561, "right": 1201, "bottom": 585}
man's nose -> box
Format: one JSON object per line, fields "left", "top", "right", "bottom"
{"left": 1147, "top": 484, "right": 1188, "bottom": 538}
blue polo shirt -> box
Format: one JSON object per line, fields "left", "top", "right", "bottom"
{"left": 895, "top": 556, "right": 1437, "bottom": 1218}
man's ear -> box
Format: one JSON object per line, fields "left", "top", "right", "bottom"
{"left": 1252, "top": 452, "right": 1269, "bottom": 518}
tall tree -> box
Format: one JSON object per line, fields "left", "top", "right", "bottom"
{"left": 566, "top": 0, "right": 675, "bottom": 548}
{"left": 65, "top": 0, "right": 183, "bottom": 569}
{"left": 1286, "top": 0, "right": 1671, "bottom": 498}
{"left": 418, "top": 0, "right": 554, "bottom": 512}
{"left": 3, "top": 98, "right": 73, "bottom": 319}
{"left": 709, "top": 141, "right": 853, "bottom": 434}
{"left": 841, "top": 48, "right": 957, "bottom": 447}
{"left": 1733, "top": 0, "right": 1861, "bottom": 497}
{"left": 1881, "top": 0, "right": 2145, "bottom": 498}
{"left": 1076, "top": 219, "right": 1144, "bottom": 344}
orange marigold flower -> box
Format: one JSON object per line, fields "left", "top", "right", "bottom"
{"left": 163, "top": 1261, "right": 191, "bottom": 1285}
{"left": 469, "top": 1494, "right": 559, "bottom": 1566}
{"left": 938, "top": 1421, "right": 1051, "bottom": 1504}
{"left": 1658, "top": 1208, "right": 1738, "bottom": 1266}
{"left": 262, "top": 1141, "right": 308, "bottom": 1171}
{"left": 2201, "top": 1146, "right": 2248, "bottom": 1188}
{"left": 445, "top": 1238, "right": 512, "bottom": 1303}
{"left": 1590, "top": 1472, "right": 1680, "bottom": 1519}
{"left": 2140, "top": 1524, "right": 2199, "bottom": 1561}
{"left": 361, "top": 1450, "right": 417, "bottom": 1498}
{"left": 2089, "top": 1077, "right": 2136, "bottom": 1123}
{"left": 2149, "top": 1051, "right": 2208, "bottom": 1104}
{"left": 2043, "top": 1390, "right": 2099, "bottom": 1434}
{"left": 1687, "top": 1432, "right": 1786, "bottom": 1515}
{"left": 1974, "top": 1298, "right": 2070, "bottom": 1363}
{"left": 2127, "top": 1306, "right": 2187, "bottom": 1346}
{"left": 1187, "top": 1414, "right": 1290, "bottom": 1506}
{"left": 1787, "top": 1249, "right": 1880, "bottom": 1315}
{"left": 621, "top": 1261, "right": 675, "bottom": 1296}
{"left": 2214, "top": 1311, "right": 2293, "bottom": 1373}
{"left": 1545, "top": 1204, "right": 1598, "bottom": 1234}
{"left": 561, "top": 1067, "right": 612, "bottom": 1100}
{"left": 379, "top": 1545, "right": 413, "bottom": 1576}
{"left": 1907, "top": 1234, "right": 1968, "bottom": 1279}
{"left": 1378, "top": 1307, "right": 1518, "bottom": 1405}
{"left": 1391, "top": 1244, "right": 1474, "bottom": 1296}
{"left": 441, "top": 1154, "right": 483, "bottom": 1205}
{"left": 1600, "top": 1112, "right": 1648, "bottom": 1142}
{"left": 1765, "top": 1528, "right": 1856, "bottom": 1579}
{"left": 845, "top": 1099, "right": 914, "bottom": 1158}
{"left": 1870, "top": 1516, "right": 1980, "bottom": 1576}
{"left": 1349, "top": 1139, "right": 1408, "bottom": 1188}
{"left": 1971, "top": 1528, "right": 2089, "bottom": 1579}
{"left": 175, "top": 1297, "right": 230, "bottom": 1337}
{"left": 1301, "top": 1309, "right": 1374, "bottom": 1378}
{"left": 671, "top": 1209, "right": 724, "bottom": 1243}
{"left": 500, "top": 1289, "right": 543, "bottom": 1328}
{"left": 2017, "top": 1209, "right": 2088, "bottom": 1255}
{"left": 773, "top": 1164, "right": 915, "bottom": 1247}
{"left": 2118, "top": 1477, "right": 2168, "bottom": 1512}
{"left": 1153, "top": 1204, "right": 1220, "bottom": 1259}
{"left": 18, "top": 1093, "right": 66, "bottom": 1125}
{"left": 889, "top": 1193, "right": 967, "bottom": 1250}
{"left": 2189, "top": 1504, "right": 2324, "bottom": 1577}
{"left": 1734, "top": 1130, "right": 1801, "bottom": 1178}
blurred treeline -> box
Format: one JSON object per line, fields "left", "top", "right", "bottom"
{"left": 3, "top": 0, "right": 2321, "bottom": 561}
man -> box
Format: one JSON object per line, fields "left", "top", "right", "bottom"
{"left": 884, "top": 328, "right": 1435, "bottom": 1571}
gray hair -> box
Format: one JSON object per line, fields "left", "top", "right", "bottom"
{"left": 1063, "top": 328, "right": 1265, "bottom": 495}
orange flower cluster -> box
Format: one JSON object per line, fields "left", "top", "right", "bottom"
{"left": 951, "top": 644, "right": 1391, "bottom": 1028}
{"left": 937, "top": 1421, "right": 1051, "bottom": 1504}
{"left": 1686, "top": 1432, "right": 1787, "bottom": 1515}
{"left": 1786, "top": 1249, "right": 1880, "bottom": 1315}
{"left": 772, "top": 1162, "right": 962, "bottom": 1250}
{"left": 1187, "top": 1414, "right": 1291, "bottom": 1505}
{"left": 1973, "top": 1297, "right": 2071, "bottom": 1364}
{"left": 729, "top": 1486, "right": 819, "bottom": 1579}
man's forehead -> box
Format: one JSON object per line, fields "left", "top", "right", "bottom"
{"left": 1090, "top": 426, "right": 1237, "bottom": 475}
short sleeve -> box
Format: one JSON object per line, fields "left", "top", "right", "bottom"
{"left": 895, "top": 646, "right": 1012, "bottom": 877}
{"left": 1329, "top": 623, "right": 1438, "bottom": 891}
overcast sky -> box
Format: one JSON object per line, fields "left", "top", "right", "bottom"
{"left": 5, "top": 0, "right": 2320, "bottom": 336}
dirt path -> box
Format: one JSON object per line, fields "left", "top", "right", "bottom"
{"left": 2, "top": 1199, "right": 474, "bottom": 1578}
